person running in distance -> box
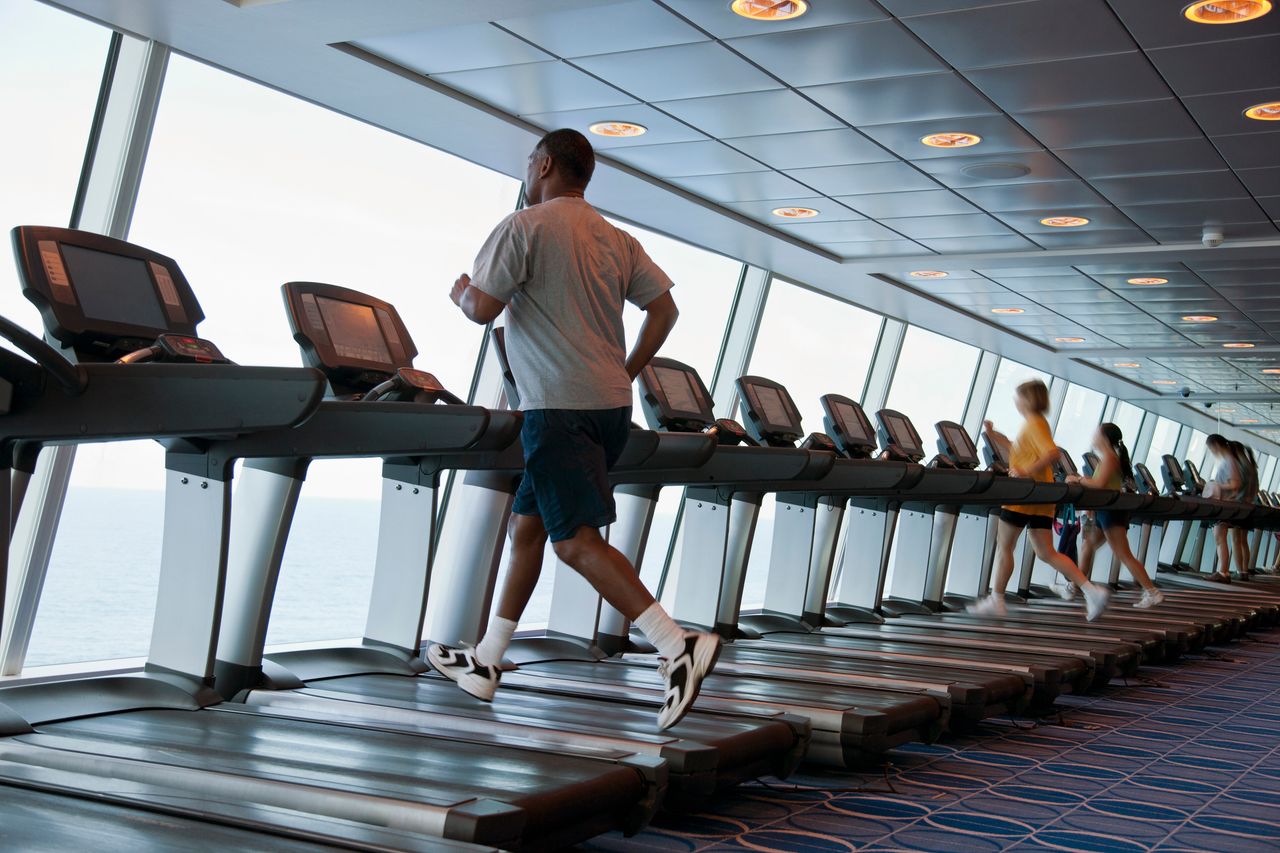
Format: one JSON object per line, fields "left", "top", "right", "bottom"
{"left": 1066, "top": 423, "right": 1165, "bottom": 609}
{"left": 969, "top": 379, "right": 1113, "bottom": 621}
{"left": 1230, "top": 441, "right": 1259, "bottom": 578}
{"left": 429, "top": 128, "right": 720, "bottom": 730}
{"left": 1202, "top": 434, "right": 1241, "bottom": 583}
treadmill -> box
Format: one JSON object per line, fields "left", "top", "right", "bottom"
{"left": 0, "top": 227, "right": 659, "bottom": 852}
{"left": 205, "top": 282, "right": 802, "bottom": 806}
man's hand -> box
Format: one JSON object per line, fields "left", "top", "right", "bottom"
{"left": 983, "top": 419, "right": 995, "bottom": 433}
{"left": 624, "top": 291, "right": 678, "bottom": 380}
{"left": 1065, "top": 474, "right": 1081, "bottom": 484}
{"left": 1009, "top": 467, "right": 1024, "bottom": 478}
{"left": 451, "top": 273, "right": 472, "bottom": 307}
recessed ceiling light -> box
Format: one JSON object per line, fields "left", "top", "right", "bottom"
{"left": 1182, "top": 315, "right": 1219, "bottom": 322}
{"left": 909, "top": 270, "right": 948, "bottom": 279}
{"left": 1183, "top": 1, "right": 1272, "bottom": 24}
{"left": 991, "top": 307, "right": 1025, "bottom": 314}
{"left": 730, "top": 0, "right": 809, "bottom": 20}
{"left": 1244, "top": 101, "right": 1280, "bottom": 121}
{"left": 1240, "top": 418, "right": 1261, "bottom": 424}
{"left": 771, "top": 206, "right": 819, "bottom": 219}
{"left": 920, "top": 132, "right": 982, "bottom": 149}
{"left": 1153, "top": 379, "right": 1179, "bottom": 385}
{"left": 588, "top": 121, "right": 647, "bottom": 138}
{"left": 1263, "top": 368, "right": 1280, "bottom": 374}
{"left": 1127, "top": 277, "right": 1169, "bottom": 285}
{"left": 1040, "top": 216, "right": 1090, "bottom": 227}
{"left": 1224, "top": 342, "right": 1256, "bottom": 348}
{"left": 1220, "top": 407, "right": 1237, "bottom": 413}
{"left": 1115, "top": 362, "right": 1141, "bottom": 368}
{"left": 1055, "top": 336, "right": 1086, "bottom": 343}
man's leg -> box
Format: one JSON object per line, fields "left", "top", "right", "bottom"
{"left": 473, "top": 513, "right": 549, "bottom": 668}
{"left": 551, "top": 526, "right": 653, "bottom": 620}
{"left": 1214, "top": 524, "right": 1231, "bottom": 578}
{"left": 1028, "top": 528, "right": 1111, "bottom": 621}
{"left": 969, "top": 518, "right": 1021, "bottom": 616}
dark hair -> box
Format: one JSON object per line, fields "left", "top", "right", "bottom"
{"left": 1016, "top": 379, "right": 1050, "bottom": 415}
{"left": 1231, "top": 440, "right": 1259, "bottom": 497}
{"left": 534, "top": 128, "right": 595, "bottom": 186}
{"left": 1099, "top": 422, "right": 1134, "bottom": 484}
{"left": 1206, "top": 433, "right": 1231, "bottom": 452}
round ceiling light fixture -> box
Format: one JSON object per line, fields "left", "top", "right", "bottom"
{"left": 961, "top": 162, "right": 1031, "bottom": 180}
{"left": 1055, "top": 336, "right": 1087, "bottom": 343}
{"left": 920, "top": 132, "right": 982, "bottom": 149}
{"left": 991, "top": 307, "right": 1025, "bottom": 314}
{"left": 909, "top": 270, "right": 948, "bottom": 279}
{"left": 1127, "top": 277, "right": 1169, "bottom": 285}
{"left": 1224, "top": 342, "right": 1256, "bottom": 348}
{"left": 1153, "top": 379, "right": 1179, "bottom": 385}
{"left": 588, "top": 121, "right": 647, "bottom": 138}
{"left": 1240, "top": 418, "right": 1261, "bottom": 424}
{"left": 1244, "top": 101, "right": 1280, "bottom": 121}
{"left": 1115, "top": 362, "right": 1141, "bottom": 368}
{"left": 730, "top": 0, "right": 809, "bottom": 21}
{"left": 1182, "top": 314, "right": 1219, "bottom": 322}
{"left": 1040, "top": 215, "right": 1090, "bottom": 227}
{"left": 771, "top": 206, "right": 819, "bottom": 219}
{"left": 1263, "top": 368, "right": 1280, "bottom": 374}
{"left": 1183, "top": 1, "right": 1272, "bottom": 24}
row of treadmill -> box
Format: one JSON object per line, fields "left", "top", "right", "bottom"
{"left": 0, "top": 225, "right": 1278, "bottom": 852}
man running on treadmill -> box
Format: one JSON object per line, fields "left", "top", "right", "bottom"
{"left": 428, "top": 128, "right": 721, "bottom": 730}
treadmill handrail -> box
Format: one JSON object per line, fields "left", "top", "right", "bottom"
{"left": 0, "top": 313, "right": 86, "bottom": 397}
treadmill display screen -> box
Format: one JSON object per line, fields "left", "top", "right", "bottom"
{"left": 655, "top": 365, "right": 702, "bottom": 414}
{"left": 943, "top": 425, "right": 973, "bottom": 458}
{"left": 833, "top": 401, "right": 870, "bottom": 442}
{"left": 60, "top": 244, "right": 167, "bottom": 329}
{"left": 754, "top": 385, "right": 791, "bottom": 427}
{"left": 317, "top": 297, "right": 392, "bottom": 365}
{"left": 885, "top": 414, "right": 920, "bottom": 453}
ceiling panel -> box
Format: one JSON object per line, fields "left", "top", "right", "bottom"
{"left": 1120, "top": 198, "right": 1271, "bottom": 228}
{"left": 433, "top": 61, "right": 632, "bottom": 115}
{"left": 787, "top": 161, "right": 942, "bottom": 195}
{"left": 574, "top": 41, "right": 780, "bottom": 102}
{"left": 1089, "top": 171, "right": 1253, "bottom": 206}
{"left": 1031, "top": 228, "right": 1157, "bottom": 249}
{"left": 656, "top": 89, "right": 843, "bottom": 138}
{"left": 497, "top": 1, "right": 705, "bottom": 57}
{"left": 838, "top": 189, "right": 979, "bottom": 218}
{"left": 821, "top": 239, "right": 928, "bottom": 258}
{"left": 667, "top": 169, "right": 811, "bottom": 202}
{"left": 862, "top": 113, "right": 1043, "bottom": 161}
{"left": 1182, "top": 90, "right": 1280, "bottom": 138}
{"left": 724, "top": 129, "right": 894, "bottom": 170}
{"left": 355, "top": 23, "right": 552, "bottom": 75}
{"left": 954, "top": 180, "right": 1107, "bottom": 212}
{"left": 917, "top": 150, "right": 1077, "bottom": 187}
{"left": 1053, "top": 138, "right": 1230, "bottom": 179}
{"left": 1015, "top": 99, "right": 1203, "bottom": 150}
{"left": 900, "top": 0, "right": 1137, "bottom": 69}
{"left": 727, "top": 20, "right": 944, "bottom": 87}
{"left": 1258, "top": 196, "right": 1280, "bottom": 220}
{"left": 661, "top": 0, "right": 887, "bottom": 38}
{"left": 878, "top": 213, "right": 1013, "bottom": 239}
{"left": 1107, "top": 0, "right": 1280, "bottom": 49}
{"left": 774, "top": 219, "right": 903, "bottom": 242}
{"left": 1213, "top": 132, "right": 1280, "bottom": 170}
{"left": 992, "top": 207, "right": 1136, "bottom": 233}
{"left": 1146, "top": 223, "right": 1280, "bottom": 243}
{"left": 802, "top": 72, "right": 996, "bottom": 127}
{"left": 1239, "top": 167, "right": 1280, "bottom": 197}
{"left": 918, "top": 234, "right": 1039, "bottom": 253}
{"left": 723, "top": 196, "right": 864, "bottom": 224}
{"left": 1147, "top": 35, "right": 1280, "bottom": 97}
{"left": 522, "top": 103, "right": 707, "bottom": 148}
{"left": 965, "top": 51, "right": 1172, "bottom": 114}
{"left": 607, "top": 138, "right": 765, "bottom": 176}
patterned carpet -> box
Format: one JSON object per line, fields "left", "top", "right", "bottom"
{"left": 583, "top": 635, "right": 1280, "bottom": 852}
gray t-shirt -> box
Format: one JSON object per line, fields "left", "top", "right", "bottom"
{"left": 471, "top": 197, "right": 673, "bottom": 411}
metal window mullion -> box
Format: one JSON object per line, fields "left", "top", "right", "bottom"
{"left": 860, "top": 319, "right": 905, "bottom": 413}
{"left": 709, "top": 265, "right": 769, "bottom": 419}
{"left": 1045, "top": 375, "right": 1069, "bottom": 433}
{"left": 962, "top": 352, "right": 1000, "bottom": 436}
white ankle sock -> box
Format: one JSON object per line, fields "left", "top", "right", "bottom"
{"left": 474, "top": 616, "right": 517, "bottom": 667}
{"left": 633, "top": 602, "right": 688, "bottom": 660}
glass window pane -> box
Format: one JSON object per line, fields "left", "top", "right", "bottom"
{"left": 29, "top": 54, "right": 522, "bottom": 665}
{"left": 1262, "top": 455, "right": 1276, "bottom": 491}
{"left": 1053, "top": 383, "right": 1107, "bottom": 468}
{"left": 1111, "top": 401, "right": 1146, "bottom": 448}
{"left": 1143, "top": 416, "right": 1181, "bottom": 474}
{"left": 885, "top": 326, "right": 980, "bottom": 439}
{"left": 1186, "top": 429, "right": 1208, "bottom": 472}
{"left": 983, "top": 358, "right": 1052, "bottom": 441}
{"left": 737, "top": 279, "right": 883, "bottom": 610}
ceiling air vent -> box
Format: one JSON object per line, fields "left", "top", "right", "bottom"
{"left": 960, "top": 162, "right": 1031, "bottom": 180}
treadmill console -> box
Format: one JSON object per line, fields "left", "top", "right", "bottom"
{"left": 154, "top": 334, "right": 228, "bottom": 364}
{"left": 736, "top": 375, "right": 805, "bottom": 447}
{"left": 981, "top": 431, "right": 1010, "bottom": 474}
{"left": 1162, "top": 454, "right": 1187, "bottom": 495}
{"left": 1183, "top": 459, "right": 1205, "bottom": 495}
{"left": 875, "top": 409, "right": 925, "bottom": 463}
{"left": 640, "top": 356, "right": 715, "bottom": 432}
{"left": 1082, "top": 451, "right": 1099, "bottom": 478}
{"left": 283, "top": 281, "right": 416, "bottom": 398}
{"left": 1134, "top": 462, "right": 1158, "bottom": 496}
{"left": 935, "top": 420, "right": 980, "bottom": 470}
{"left": 1052, "top": 447, "right": 1078, "bottom": 482}
{"left": 820, "top": 393, "right": 876, "bottom": 459}
{"left": 11, "top": 225, "right": 204, "bottom": 362}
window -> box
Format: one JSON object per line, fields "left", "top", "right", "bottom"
{"left": 1111, "top": 402, "right": 1146, "bottom": 450}
{"left": 737, "top": 278, "right": 883, "bottom": 610}
{"left": 1053, "top": 384, "right": 1107, "bottom": 469}
{"left": 1143, "top": 417, "right": 1182, "bottom": 476}
{"left": 1262, "top": 455, "right": 1276, "bottom": 492}
{"left": 1186, "top": 429, "right": 1208, "bottom": 472}
{"left": 983, "top": 358, "right": 1052, "bottom": 441}
{"left": 28, "top": 53, "right": 522, "bottom": 664}
{"left": 885, "top": 326, "right": 980, "bottom": 440}
{"left": 499, "top": 221, "right": 742, "bottom": 630}
{"left": 746, "top": 277, "right": 883, "bottom": 430}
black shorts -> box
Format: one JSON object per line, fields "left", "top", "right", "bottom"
{"left": 1000, "top": 508, "right": 1053, "bottom": 531}
{"left": 512, "top": 406, "right": 632, "bottom": 542}
{"left": 1095, "top": 510, "right": 1130, "bottom": 530}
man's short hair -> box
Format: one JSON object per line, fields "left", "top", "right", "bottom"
{"left": 1016, "top": 379, "right": 1050, "bottom": 415}
{"left": 536, "top": 129, "right": 595, "bottom": 186}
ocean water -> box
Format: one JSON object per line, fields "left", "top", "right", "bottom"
{"left": 22, "top": 487, "right": 770, "bottom": 670}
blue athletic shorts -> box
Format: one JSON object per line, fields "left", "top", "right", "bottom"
{"left": 1095, "top": 510, "right": 1130, "bottom": 530}
{"left": 511, "top": 406, "right": 632, "bottom": 542}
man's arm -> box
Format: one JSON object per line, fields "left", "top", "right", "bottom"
{"left": 625, "top": 291, "right": 678, "bottom": 380}
{"left": 451, "top": 273, "right": 506, "bottom": 325}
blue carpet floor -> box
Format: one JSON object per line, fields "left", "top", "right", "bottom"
{"left": 583, "top": 636, "right": 1280, "bottom": 852}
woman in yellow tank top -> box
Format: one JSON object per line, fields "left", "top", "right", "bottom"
{"left": 968, "top": 380, "right": 1112, "bottom": 621}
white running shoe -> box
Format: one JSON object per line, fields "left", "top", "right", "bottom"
{"left": 1053, "top": 581, "right": 1079, "bottom": 601}
{"left": 1133, "top": 588, "right": 1165, "bottom": 609}
{"left": 967, "top": 594, "right": 1007, "bottom": 617}
{"left": 426, "top": 643, "right": 501, "bottom": 702}
{"left": 1083, "top": 584, "right": 1112, "bottom": 622}
{"left": 656, "top": 631, "right": 721, "bottom": 731}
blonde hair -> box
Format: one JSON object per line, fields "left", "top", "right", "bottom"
{"left": 1016, "top": 379, "right": 1049, "bottom": 415}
